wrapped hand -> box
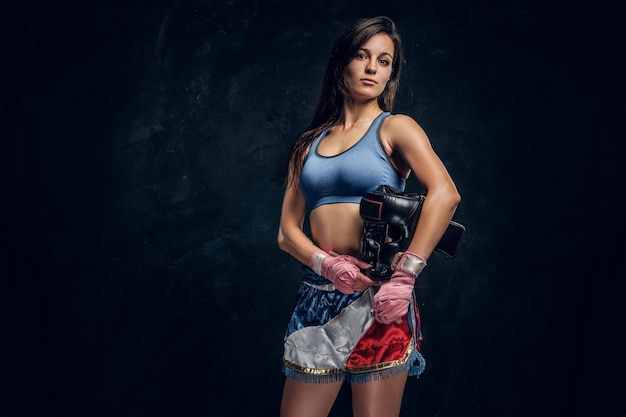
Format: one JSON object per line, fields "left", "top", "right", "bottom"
{"left": 374, "top": 252, "right": 426, "bottom": 324}
{"left": 310, "top": 250, "right": 375, "bottom": 294}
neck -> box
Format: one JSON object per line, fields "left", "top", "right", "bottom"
{"left": 339, "top": 100, "right": 383, "bottom": 129}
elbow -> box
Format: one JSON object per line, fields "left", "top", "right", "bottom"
{"left": 451, "top": 189, "right": 462, "bottom": 208}
{"left": 432, "top": 186, "right": 461, "bottom": 213}
{"left": 447, "top": 189, "right": 461, "bottom": 214}
{"left": 277, "top": 228, "right": 289, "bottom": 252}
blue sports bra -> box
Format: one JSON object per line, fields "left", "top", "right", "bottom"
{"left": 300, "top": 112, "right": 406, "bottom": 210}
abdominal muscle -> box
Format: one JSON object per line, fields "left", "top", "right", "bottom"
{"left": 309, "top": 203, "right": 364, "bottom": 259}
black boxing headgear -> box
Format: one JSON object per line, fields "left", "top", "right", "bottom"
{"left": 360, "top": 185, "right": 425, "bottom": 281}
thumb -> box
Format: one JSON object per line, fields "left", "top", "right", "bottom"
{"left": 355, "top": 258, "right": 372, "bottom": 269}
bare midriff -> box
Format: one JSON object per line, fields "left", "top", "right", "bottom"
{"left": 309, "top": 203, "right": 364, "bottom": 259}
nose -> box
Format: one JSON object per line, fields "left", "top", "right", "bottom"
{"left": 366, "top": 58, "right": 377, "bottom": 74}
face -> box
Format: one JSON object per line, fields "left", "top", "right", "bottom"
{"left": 342, "top": 33, "right": 395, "bottom": 102}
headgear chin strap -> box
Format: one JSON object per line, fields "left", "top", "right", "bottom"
{"left": 360, "top": 185, "right": 466, "bottom": 281}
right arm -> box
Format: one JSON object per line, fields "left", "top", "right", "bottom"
{"left": 277, "top": 179, "right": 319, "bottom": 266}
{"left": 277, "top": 176, "right": 376, "bottom": 292}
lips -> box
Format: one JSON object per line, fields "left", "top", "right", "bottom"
{"left": 361, "top": 78, "right": 377, "bottom": 85}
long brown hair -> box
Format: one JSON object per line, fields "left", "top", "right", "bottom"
{"left": 286, "top": 16, "right": 404, "bottom": 189}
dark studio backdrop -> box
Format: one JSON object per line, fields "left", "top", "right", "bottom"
{"left": 1, "top": 0, "right": 624, "bottom": 416}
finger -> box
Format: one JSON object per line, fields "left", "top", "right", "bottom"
{"left": 352, "top": 278, "right": 366, "bottom": 291}
{"left": 356, "top": 272, "right": 378, "bottom": 286}
{"left": 374, "top": 305, "right": 389, "bottom": 324}
{"left": 374, "top": 311, "right": 386, "bottom": 324}
{"left": 377, "top": 304, "right": 393, "bottom": 320}
{"left": 390, "top": 252, "right": 403, "bottom": 270}
{"left": 355, "top": 259, "right": 372, "bottom": 269}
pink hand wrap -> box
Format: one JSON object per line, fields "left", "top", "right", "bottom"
{"left": 310, "top": 250, "right": 366, "bottom": 294}
{"left": 374, "top": 251, "right": 427, "bottom": 324}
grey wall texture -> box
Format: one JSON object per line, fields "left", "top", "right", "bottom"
{"left": 1, "top": 1, "right": 624, "bottom": 416}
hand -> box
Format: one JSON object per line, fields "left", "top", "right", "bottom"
{"left": 310, "top": 250, "right": 376, "bottom": 294}
{"left": 374, "top": 252, "right": 426, "bottom": 324}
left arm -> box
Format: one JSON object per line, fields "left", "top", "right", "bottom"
{"left": 374, "top": 114, "right": 461, "bottom": 324}
{"left": 383, "top": 114, "right": 461, "bottom": 260}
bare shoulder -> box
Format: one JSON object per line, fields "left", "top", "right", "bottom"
{"left": 385, "top": 113, "right": 418, "bottom": 126}
{"left": 381, "top": 113, "right": 429, "bottom": 147}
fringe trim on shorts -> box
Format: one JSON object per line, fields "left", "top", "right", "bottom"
{"left": 281, "top": 342, "right": 425, "bottom": 384}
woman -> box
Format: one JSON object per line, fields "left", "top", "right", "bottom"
{"left": 277, "top": 16, "right": 461, "bottom": 417}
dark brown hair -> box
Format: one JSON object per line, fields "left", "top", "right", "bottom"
{"left": 286, "top": 16, "right": 403, "bottom": 188}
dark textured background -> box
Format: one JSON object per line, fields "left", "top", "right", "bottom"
{"left": 1, "top": 1, "right": 624, "bottom": 416}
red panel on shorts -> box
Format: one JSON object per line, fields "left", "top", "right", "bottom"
{"left": 346, "top": 316, "right": 412, "bottom": 369}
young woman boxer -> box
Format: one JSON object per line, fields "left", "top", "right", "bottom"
{"left": 277, "top": 16, "right": 461, "bottom": 417}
